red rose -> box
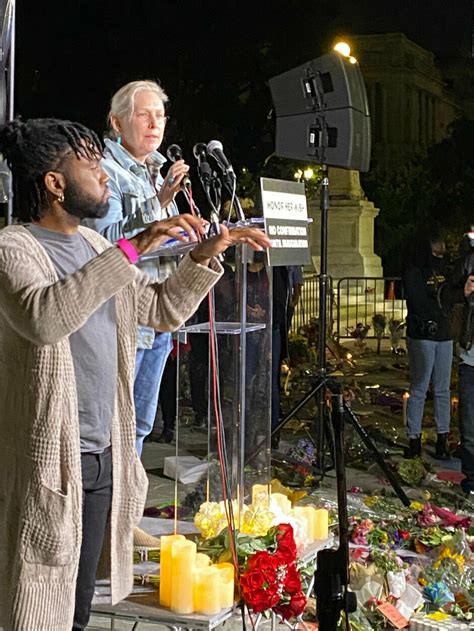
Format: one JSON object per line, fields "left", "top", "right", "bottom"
{"left": 274, "top": 592, "right": 307, "bottom": 620}
{"left": 284, "top": 563, "right": 302, "bottom": 594}
{"left": 277, "top": 539, "right": 297, "bottom": 563}
{"left": 399, "top": 530, "right": 410, "bottom": 541}
{"left": 288, "top": 592, "right": 307, "bottom": 618}
{"left": 276, "top": 523, "right": 294, "bottom": 539}
{"left": 244, "top": 586, "right": 280, "bottom": 613}
{"left": 247, "top": 550, "right": 276, "bottom": 571}
{"left": 276, "top": 523, "right": 297, "bottom": 561}
{"left": 240, "top": 568, "right": 266, "bottom": 592}
{"left": 247, "top": 550, "right": 279, "bottom": 582}
{"left": 247, "top": 588, "right": 271, "bottom": 612}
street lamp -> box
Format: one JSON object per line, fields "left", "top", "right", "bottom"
{"left": 333, "top": 41, "right": 351, "bottom": 57}
{"left": 334, "top": 41, "right": 358, "bottom": 64}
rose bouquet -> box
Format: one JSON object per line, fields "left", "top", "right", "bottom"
{"left": 198, "top": 522, "right": 307, "bottom": 621}
{"left": 239, "top": 524, "right": 307, "bottom": 620}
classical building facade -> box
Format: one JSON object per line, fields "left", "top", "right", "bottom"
{"left": 349, "top": 33, "right": 463, "bottom": 170}
{"left": 304, "top": 33, "right": 474, "bottom": 281}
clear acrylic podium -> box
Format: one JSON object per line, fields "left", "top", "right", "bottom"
{"left": 179, "top": 243, "right": 273, "bottom": 513}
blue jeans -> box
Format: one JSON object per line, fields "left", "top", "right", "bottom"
{"left": 134, "top": 332, "right": 173, "bottom": 456}
{"left": 406, "top": 337, "right": 453, "bottom": 437}
{"left": 458, "top": 363, "right": 474, "bottom": 492}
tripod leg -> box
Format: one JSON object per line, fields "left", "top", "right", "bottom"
{"left": 343, "top": 403, "right": 410, "bottom": 507}
{"left": 315, "top": 393, "right": 357, "bottom": 631}
{"left": 272, "top": 380, "right": 325, "bottom": 436}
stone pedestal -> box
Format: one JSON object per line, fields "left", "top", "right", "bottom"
{"left": 308, "top": 167, "right": 383, "bottom": 279}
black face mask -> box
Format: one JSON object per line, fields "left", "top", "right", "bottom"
{"left": 63, "top": 178, "right": 109, "bottom": 220}
{"left": 430, "top": 253, "right": 444, "bottom": 267}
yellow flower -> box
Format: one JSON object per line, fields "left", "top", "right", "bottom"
{"left": 363, "top": 496, "right": 378, "bottom": 507}
{"left": 434, "top": 547, "right": 465, "bottom": 572}
{"left": 418, "top": 577, "right": 428, "bottom": 586}
{"left": 379, "top": 531, "right": 389, "bottom": 544}
{"left": 194, "top": 502, "right": 227, "bottom": 539}
{"left": 410, "top": 501, "right": 424, "bottom": 511}
{"left": 427, "top": 612, "right": 450, "bottom": 621}
{"left": 241, "top": 500, "right": 275, "bottom": 536}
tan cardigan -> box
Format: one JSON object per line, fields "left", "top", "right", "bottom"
{"left": 0, "top": 225, "right": 222, "bottom": 630}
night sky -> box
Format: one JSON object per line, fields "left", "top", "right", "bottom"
{"left": 14, "top": 0, "right": 473, "bottom": 172}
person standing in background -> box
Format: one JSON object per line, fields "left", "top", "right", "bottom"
{"left": 286, "top": 264, "right": 303, "bottom": 332}
{"left": 85, "top": 80, "right": 188, "bottom": 454}
{"left": 402, "top": 228, "right": 453, "bottom": 460}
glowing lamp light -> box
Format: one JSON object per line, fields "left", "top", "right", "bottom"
{"left": 348, "top": 56, "right": 357, "bottom": 64}
{"left": 346, "top": 353, "right": 353, "bottom": 360}
{"left": 303, "top": 167, "right": 314, "bottom": 180}
{"left": 333, "top": 41, "right": 351, "bottom": 57}
{"left": 294, "top": 169, "right": 303, "bottom": 180}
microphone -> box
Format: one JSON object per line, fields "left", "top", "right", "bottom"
{"left": 207, "top": 139, "right": 245, "bottom": 220}
{"left": 207, "top": 140, "right": 235, "bottom": 177}
{"left": 166, "top": 143, "right": 191, "bottom": 188}
{"left": 193, "top": 142, "right": 212, "bottom": 186}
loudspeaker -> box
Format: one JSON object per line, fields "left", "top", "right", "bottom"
{"left": 269, "top": 52, "right": 371, "bottom": 172}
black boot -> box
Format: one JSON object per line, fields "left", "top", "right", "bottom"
{"left": 271, "top": 431, "right": 280, "bottom": 450}
{"left": 434, "top": 433, "right": 450, "bottom": 460}
{"left": 156, "top": 429, "right": 174, "bottom": 443}
{"left": 404, "top": 435, "right": 421, "bottom": 459}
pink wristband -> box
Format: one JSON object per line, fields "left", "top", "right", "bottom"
{"left": 116, "top": 238, "right": 140, "bottom": 264}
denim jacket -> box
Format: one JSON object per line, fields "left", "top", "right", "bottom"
{"left": 84, "top": 139, "right": 178, "bottom": 348}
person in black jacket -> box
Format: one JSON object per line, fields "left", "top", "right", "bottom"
{"left": 446, "top": 229, "right": 474, "bottom": 496}
{"left": 402, "top": 228, "right": 453, "bottom": 459}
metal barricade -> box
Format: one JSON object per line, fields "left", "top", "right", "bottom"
{"left": 289, "top": 274, "right": 334, "bottom": 335}
{"left": 336, "top": 277, "right": 406, "bottom": 339}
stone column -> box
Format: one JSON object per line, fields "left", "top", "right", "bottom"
{"left": 307, "top": 167, "right": 383, "bottom": 280}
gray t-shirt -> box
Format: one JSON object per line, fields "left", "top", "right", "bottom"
{"left": 27, "top": 224, "right": 117, "bottom": 453}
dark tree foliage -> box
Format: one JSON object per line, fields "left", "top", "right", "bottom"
{"left": 362, "top": 119, "right": 474, "bottom": 275}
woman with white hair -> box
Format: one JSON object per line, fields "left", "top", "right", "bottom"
{"left": 85, "top": 80, "right": 189, "bottom": 454}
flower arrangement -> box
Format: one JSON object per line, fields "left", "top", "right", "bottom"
{"left": 198, "top": 522, "right": 307, "bottom": 620}
{"left": 240, "top": 524, "right": 307, "bottom": 620}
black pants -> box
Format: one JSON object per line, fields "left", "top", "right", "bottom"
{"left": 72, "top": 447, "right": 113, "bottom": 630}
{"left": 189, "top": 333, "right": 210, "bottom": 422}
{"left": 459, "top": 363, "right": 474, "bottom": 492}
{"left": 157, "top": 354, "right": 177, "bottom": 433}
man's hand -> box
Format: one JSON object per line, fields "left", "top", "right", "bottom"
{"left": 128, "top": 214, "right": 207, "bottom": 256}
{"left": 158, "top": 160, "right": 190, "bottom": 209}
{"left": 464, "top": 274, "right": 474, "bottom": 297}
{"left": 189, "top": 225, "right": 271, "bottom": 267}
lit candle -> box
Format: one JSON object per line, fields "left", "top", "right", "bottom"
{"left": 252, "top": 483, "right": 270, "bottom": 504}
{"left": 159, "top": 534, "right": 185, "bottom": 608}
{"left": 403, "top": 392, "right": 410, "bottom": 426}
{"left": 292, "top": 506, "right": 312, "bottom": 541}
{"left": 194, "top": 566, "right": 221, "bottom": 615}
{"left": 314, "top": 508, "right": 329, "bottom": 540}
{"left": 216, "top": 562, "right": 235, "bottom": 608}
{"left": 195, "top": 552, "right": 211, "bottom": 568}
{"left": 170, "top": 539, "right": 197, "bottom": 614}
{"left": 451, "top": 395, "right": 459, "bottom": 417}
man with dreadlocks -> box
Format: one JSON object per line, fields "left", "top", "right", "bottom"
{"left": 0, "top": 118, "right": 270, "bottom": 631}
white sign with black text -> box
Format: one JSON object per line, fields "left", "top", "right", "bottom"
{"left": 260, "top": 177, "right": 311, "bottom": 266}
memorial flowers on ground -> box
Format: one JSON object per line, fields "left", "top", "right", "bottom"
{"left": 348, "top": 495, "right": 474, "bottom": 627}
